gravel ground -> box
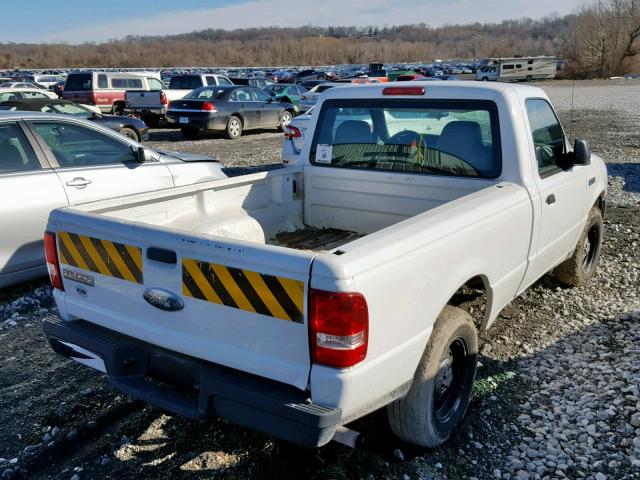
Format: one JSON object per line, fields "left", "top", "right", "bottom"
{"left": 0, "top": 80, "right": 639, "bottom": 480}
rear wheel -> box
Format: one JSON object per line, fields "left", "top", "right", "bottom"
{"left": 387, "top": 306, "right": 478, "bottom": 448}
{"left": 113, "top": 103, "right": 125, "bottom": 115}
{"left": 279, "top": 111, "right": 292, "bottom": 131}
{"left": 119, "top": 127, "right": 139, "bottom": 142}
{"left": 225, "top": 116, "right": 243, "bottom": 139}
{"left": 181, "top": 127, "right": 200, "bottom": 140}
{"left": 553, "top": 208, "right": 603, "bottom": 286}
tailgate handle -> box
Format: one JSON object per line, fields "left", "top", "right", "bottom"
{"left": 147, "top": 247, "right": 177, "bottom": 264}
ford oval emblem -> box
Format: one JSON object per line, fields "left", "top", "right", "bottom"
{"left": 143, "top": 288, "right": 184, "bottom": 312}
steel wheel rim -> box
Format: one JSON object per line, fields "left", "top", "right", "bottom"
{"left": 281, "top": 112, "right": 292, "bottom": 127}
{"left": 434, "top": 337, "right": 468, "bottom": 424}
{"left": 582, "top": 224, "right": 599, "bottom": 271}
{"left": 122, "top": 130, "right": 136, "bottom": 140}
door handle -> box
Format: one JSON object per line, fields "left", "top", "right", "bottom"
{"left": 546, "top": 194, "right": 556, "bottom": 205}
{"left": 66, "top": 177, "right": 92, "bottom": 187}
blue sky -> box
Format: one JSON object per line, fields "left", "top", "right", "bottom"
{"left": 2, "top": 0, "right": 580, "bottom": 44}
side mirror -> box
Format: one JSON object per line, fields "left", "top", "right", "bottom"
{"left": 135, "top": 146, "right": 152, "bottom": 162}
{"left": 573, "top": 139, "right": 591, "bottom": 165}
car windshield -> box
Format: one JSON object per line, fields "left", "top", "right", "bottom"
{"left": 183, "top": 87, "right": 228, "bottom": 100}
{"left": 41, "top": 103, "right": 92, "bottom": 118}
{"left": 310, "top": 99, "right": 501, "bottom": 178}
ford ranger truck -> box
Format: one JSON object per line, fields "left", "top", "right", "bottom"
{"left": 43, "top": 82, "right": 607, "bottom": 448}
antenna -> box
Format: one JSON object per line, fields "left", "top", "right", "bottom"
{"left": 568, "top": 17, "right": 578, "bottom": 141}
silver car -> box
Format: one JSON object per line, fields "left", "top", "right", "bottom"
{"left": 0, "top": 111, "right": 226, "bottom": 288}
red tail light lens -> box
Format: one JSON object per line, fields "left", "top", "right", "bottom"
{"left": 44, "top": 231, "right": 64, "bottom": 291}
{"left": 284, "top": 125, "right": 301, "bottom": 139}
{"left": 309, "top": 289, "right": 368, "bottom": 368}
{"left": 201, "top": 101, "right": 217, "bottom": 112}
{"left": 160, "top": 91, "right": 168, "bottom": 105}
{"left": 383, "top": 86, "right": 425, "bottom": 96}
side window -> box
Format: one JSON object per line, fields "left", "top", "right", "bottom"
{"left": 31, "top": 122, "right": 137, "bottom": 168}
{"left": 251, "top": 89, "right": 270, "bottom": 102}
{"left": 98, "top": 74, "right": 108, "bottom": 88}
{"left": 0, "top": 92, "right": 20, "bottom": 102}
{"left": 205, "top": 76, "right": 216, "bottom": 86}
{"left": 217, "top": 77, "right": 233, "bottom": 86}
{"left": 147, "top": 78, "right": 163, "bottom": 90}
{"left": 231, "top": 89, "right": 252, "bottom": 102}
{"left": 21, "top": 92, "right": 49, "bottom": 99}
{"left": 525, "top": 99, "right": 565, "bottom": 176}
{"left": 0, "top": 122, "right": 41, "bottom": 173}
{"left": 127, "top": 79, "right": 143, "bottom": 89}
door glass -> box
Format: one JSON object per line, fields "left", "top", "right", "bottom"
{"left": 217, "top": 77, "right": 233, "bottom": 86}
{"left": 252, "top": 89, "right": 270, "bottom": 102}
{"left": 231, "top": 89, "right": 252, "bottom": 102}
{"left": 525, "top": 99, "right": 565, "bottom": 176}
{"left": 205, "top": 76, "right": 216, "bottom": 86}
{"left": 148, "top": 78, "right": 163, "bottom": 90}
{"left": 32, "top": 122, "right": 138, "bottom": 167}
{"left": 0, "top": 122, "right": 41, "bottom": 173}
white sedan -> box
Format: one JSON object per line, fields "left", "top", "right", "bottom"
{"left": 0, "top": 110, "right": 226, "bottom": 288}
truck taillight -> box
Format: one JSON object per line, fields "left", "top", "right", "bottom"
{"left": 44, "top": 231, "right": 64, "bottom": 291}
{"left": 284, "top": 125, "right": 301, "bottom": 139}
{"left": 309, "top": 289, "right": 368, "bottom": 368}
{"left": 201, "top": 101, "right": 217, "bottom": 112}
{"left": 160, "top": 91, "right": 168, "bottom": 105}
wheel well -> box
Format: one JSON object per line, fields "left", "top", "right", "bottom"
{"left": 447, "top": 276, "right": 489, "bottom": 329}
{"left": 594, "top": 192, "right": 606, "bottom": 216}
{"left": 229, "top": 114, "right": 244, "bottom": 126}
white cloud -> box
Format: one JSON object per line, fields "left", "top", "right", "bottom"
{"left": 38, "top": 0, "right": 580, "bottom": 44}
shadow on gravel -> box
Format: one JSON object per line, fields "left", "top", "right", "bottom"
{"left": 608, "top": 163, "right": 640, "bottom": 193}
{"left": 148, "top": 128, "right": 281, "bottom": 142}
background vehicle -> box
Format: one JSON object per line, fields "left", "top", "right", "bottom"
{"left": 0, "top": 88, "right": 57, "bottom": 102}
{"left": 0, "top": 82, "right": 41, "bottom": 89}
{"left": 62, "top": 71, "right": 163, "bottom": 115}
{"left": 0, "top": 111, "right": 226, "bottom": 288}
{"left": 166, "top": 85, "right": 294, "bottom": 140}
{"left": 299, "top": 82, "right": 342, "bottom": 113}
{"left": 0, "top": 99, "right": 150, "bottom": 142}
{"left": 263, "top": 83, "right": 307, "bottom": 113}
{"left": 23, "top": 74, "right": 65, "bottom": 89}
{"left": 42, "top": 82, "right": 606, "bottom": 449}
{"left": 282, "top": 106, "right": 313, "bottom": 164}
{"left": 476, "top": 57, "right": 557, "bottom": 82}
{"left": 125, "top": 73, "right": 233, "bottom": 127}
{"left": 229, "top": 77, "right": 273, "bottom": 89}
{"left": 51, "top": 81, "right": 65, "bottom": 97}
{"left": 294, "top": 69, "right": 327, "bottom": 83}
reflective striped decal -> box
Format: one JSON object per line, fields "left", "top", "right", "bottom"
{"left": 58, "top": 231, "right": 143, "bottom": 284}
{"left": 182, "top": 258, "right": 304, "bottom": 323}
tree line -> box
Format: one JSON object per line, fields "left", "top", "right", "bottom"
{"left": 0, "top": 0, "right": 638, "bottom": 78}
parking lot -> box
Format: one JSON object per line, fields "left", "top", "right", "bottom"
{"left": 0, "top": 79, "right": 639, "bottom": 480}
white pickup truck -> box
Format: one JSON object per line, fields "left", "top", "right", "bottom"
{"left": 125, "top": 74, "right": 233, "bottom": 127}
{"left": 43, "top": 82, "right": 607, "bottom": 449}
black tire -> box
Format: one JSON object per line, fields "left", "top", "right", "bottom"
{"left": 387, "top": 306, "right": 478, "bottom": 448}
{"left": 278, "top": 110, "right": 293, "bottom": 131}
{"left": 181, "top": 127, "right": 200, "bottom": 140}
{"left": 143, "top": 115, "right": 159, "bottom": 129}
{"left": 118, "top": 127, "right": 139, "bottom": 142}
{"left": 225, "top": 116, "right": 242, "bottom": 139}
{"left": 553, "top": 208, "right": 603, "bottom": 287}
{"left": 113, "top": 103, "right": 125, "bottom": 116}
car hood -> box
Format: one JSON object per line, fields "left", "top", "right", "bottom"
{"left": 157, "top": 150, "right": 219, "bottom": 163}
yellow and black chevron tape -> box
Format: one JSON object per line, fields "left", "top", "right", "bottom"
{"left": 182, "top": 258, "right": 304, "bottom": 323}
{"left": 57, "top": 231, "right": 143, "bottom": 284}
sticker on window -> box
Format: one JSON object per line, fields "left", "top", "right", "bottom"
{"left": 315, "top": 144, "right": 333, "bottom": 164}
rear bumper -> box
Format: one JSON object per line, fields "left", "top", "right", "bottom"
{"left": 129, "top": 107, "right": 166, "bottom": 117}
{"left": 43, "top": 316, "right": 341, "bottom": 448}
{"left": 165, "top": 112, "right": 225, "bottom": 130}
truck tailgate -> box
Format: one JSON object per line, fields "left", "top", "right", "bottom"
{"left": 50, "top": 211, "right": 316, "bottom": 390}
{"left": 125, "top": 90, "right": 160, "bottom": 109}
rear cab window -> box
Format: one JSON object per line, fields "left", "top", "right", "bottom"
{"left": 310, "top": 99, "right": 501, "bottom": 178}
{"left": 65, "top": 74, "right": 92, "bottom": 91}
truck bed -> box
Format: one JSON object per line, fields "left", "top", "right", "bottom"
{"left": 272, "top": 227, "right": 364, "bottom": 251}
